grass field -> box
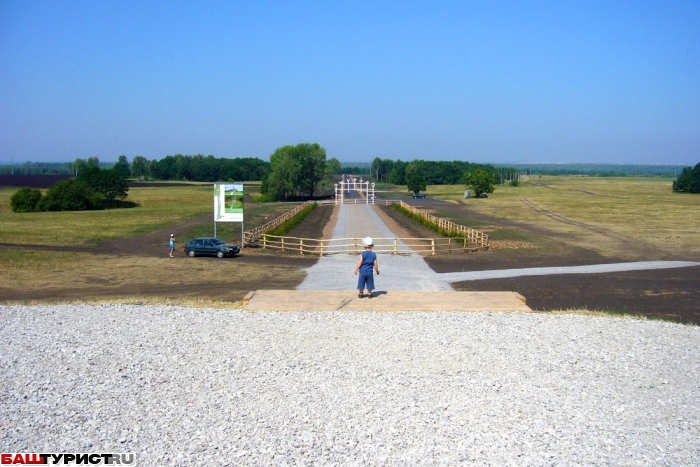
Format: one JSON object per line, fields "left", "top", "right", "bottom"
{"left": 420, "top": 177, "right": 700, "bottom": 258}
{"left": 0, "top": 184, "right": 300, "bottom": 246}
{"left": 0, "top": 185, "right": 213, "bottom": 245}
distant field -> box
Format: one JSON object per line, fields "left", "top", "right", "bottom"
{"left": 421, "top": 177, "right": 700, "bottom": 258}
{"left": 0, "top": 182, "right": 296, "bottom": 246}
{"left": 0, "top": 185, "right": 213, "bottom": 246}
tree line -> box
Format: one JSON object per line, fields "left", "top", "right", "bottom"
{"left": 672, "top": 163, "right": 700, "bottom": 193}
{"left": 136, "top": 155, "right": 271, "bottom": 182}
{"left": 1, "top": 155, "right": 271, "bottom": 182}
{"left": 369, "top": 158, "right": 518, "bottom": 185}
{"left": 505, "top": 163, "right": 686, "bottom": 178}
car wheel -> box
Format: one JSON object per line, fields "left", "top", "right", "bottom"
{"left": 216, "top": 250, "right": 224, "bottom": 258}
{"left": 188, "top": 250, "right": 196, "bottom": 257}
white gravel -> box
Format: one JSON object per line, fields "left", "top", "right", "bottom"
{"left": 2, "top": 304, "right": 699, "bottom": 465}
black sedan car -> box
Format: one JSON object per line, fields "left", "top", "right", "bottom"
{"left": 412, "top": 192, "right": 427, "bottom": 198}
{"left": 184, "top": 237, "right": 240, "bottom": 258}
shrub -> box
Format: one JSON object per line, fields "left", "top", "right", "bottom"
{"left": 673, "top": 163, "right": 700, "bottom": 193}
{"left": 251, "top": 192, "right": 277, "bottom": 203}
{"left": 510, "top": 178, "right": 519, "bottom": 187}
{"left": 37, "top": 179, "right": 104, "bottom": 211}
{"left": 10, "top": 188, "right": 43, "bottom": 212}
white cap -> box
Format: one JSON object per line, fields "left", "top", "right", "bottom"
{"left": 362, "top": 237, "right": 373, "bottom": 246}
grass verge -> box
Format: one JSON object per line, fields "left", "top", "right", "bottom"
{"left": 267, "top": 202, "right": 318, "bottom": 236}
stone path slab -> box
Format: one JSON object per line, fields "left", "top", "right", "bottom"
{"left": 243, "top": 290, "right": 531, "bottom": 312}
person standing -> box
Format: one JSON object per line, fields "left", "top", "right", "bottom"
{"left": 169, "top": 234, "right": 175, "bottom": 257}
{"left": 354, "top": 237, "right": 379, "bottom": 298}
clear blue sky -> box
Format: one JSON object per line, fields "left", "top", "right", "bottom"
{"left": 1, "top": 0, "right": 699, "bottom": 165}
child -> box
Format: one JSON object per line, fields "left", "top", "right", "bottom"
{"left": 169, "top": 234, "right": 175, "bottom": 257}
{"left": 354, "top": 237, "right": 380, "bottom": 298}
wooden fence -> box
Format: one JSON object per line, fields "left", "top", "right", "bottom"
{"left": 243, "top": 201, "right": 314, "bottom": 246}
{"left": 394, "top": 201, "right": 489, "bottom": 248}
{"left": 243, "top": 198, "right": 488, "bottom": 253}
{"left": 257, "top": 235, "right": 484, "bottom": 256}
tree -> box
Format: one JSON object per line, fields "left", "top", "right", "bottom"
{"left": 113, "top": 155, "right": 131, "bottom": 180}
{"left": 298, "top": 143, "right": 327, "bottom": 198}
{"left": 407, "top": 174, "right": 427, "bottom": 194}
{"left": 131, "top": 156, "right": 149, "bottom": 180}
{"left": 10, "top": 188, "right": 43, "bottom": 212}
{"left": 86, "top": 156, "right": 100, "bottom": 168}
{"left": 71, "top": 158, "right": 87, "bottom": 176}
{"left": 673, "top": 163, "right": 700, "bottom": 193}
{"left": 325, "top": 157, "right": 342, "bottom": 175}
{"left": 78, "top": 166, "right": 129, "bottom": 204}
{"left": 264, "top": 143, "right": 328, "bottom": 200}
{"left": 266, "top": 145, "right": 298, "bottom": 201}
{"left": 464, "top": 170, "right": 495, "bottom": 197}
{"left": 37, "top": 179, "right": 103, "bottom": 211}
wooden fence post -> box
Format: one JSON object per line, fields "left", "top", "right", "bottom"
{"left": 431, "top": 238, "right": 435, "bottom": 256}
{"left": 300, "top": 239, "right": 303, "bottom": 255}
{"left": 281, "top": 237, "right": 284, "bottom": 252}
{"left": 393, "top": 238, "right": 397, "bottom": 254}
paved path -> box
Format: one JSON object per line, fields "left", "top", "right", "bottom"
{"left": 297, "top": 205, "right": 700, "bottom": 291}
{"left": 324, "top": 204, "right": 413, "bottom": 254}
{"left": 298, "top": 204, "right": 449, "bottom": 291}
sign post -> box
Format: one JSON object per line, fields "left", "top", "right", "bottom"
{"left": 214, "top": 183, "right": 244, "bottom": 248}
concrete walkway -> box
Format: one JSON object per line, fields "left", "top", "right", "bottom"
{"left": 297, "top": 205, "right": 700, "bottom": 291}
{"left": 298, "top": 204, "right": 449, "bottom": 291}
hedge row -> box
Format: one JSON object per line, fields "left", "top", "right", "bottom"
{"left": 267, "top": 202, "right": 318, "bottom": 236}
{"left": 391, "top": 203, "right": 466, "bottom": 239}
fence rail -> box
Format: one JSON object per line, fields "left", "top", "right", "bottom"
{"left": 242, "top": 198, "right": 488, "bottom": 253}
{"left": 316, "top": 199, "right": 397, "bottom": 206}
{"left": 394, "top": 201, "right": 489, "bottom": 248}
{"left": 256, "top": 235, "right": 484, "bottom": 256}
{"left": 243, "top": 201, "right": 314, "bottom": 245}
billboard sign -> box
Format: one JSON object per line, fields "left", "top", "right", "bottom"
{"left": 214, "top": 183, "right": 243, "bottom": 222}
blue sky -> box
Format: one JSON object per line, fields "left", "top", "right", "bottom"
{"left": 1, "top": 1, "right": 699, "bottom": 165}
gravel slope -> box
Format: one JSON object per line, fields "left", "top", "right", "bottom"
{"left": 2, "top": 304, "right": 699, "bottom": 465}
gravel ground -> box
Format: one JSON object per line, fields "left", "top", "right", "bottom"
{"left": 2, "top": 304, "right": 699, "bottom": 465}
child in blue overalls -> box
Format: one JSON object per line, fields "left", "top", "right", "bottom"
{"left": 354, "top": 237, "right": 380, "bottom": 298}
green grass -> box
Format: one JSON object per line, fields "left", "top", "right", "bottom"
{"left": 0, "top": 185, "right": 214, "bottom": 245}
{"left": 420, "top": 177, "right": 700, "bottom": 255}
{"left": 0, "top": 185, "right": 304, "bottom": 247}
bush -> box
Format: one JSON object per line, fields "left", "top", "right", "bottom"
{"left": 37, "top": 179, "right": 104, "bottom": 211}
{"left": 250, "top": 192, "right": 277, "bottom": 203}
{"left": 510, "top": 179, "right": 519, "bottom": 187}
{"left": 10, "top": 188, "right": 43, "bottom": 212}
{"left": 673, "top": 163, "right": 700, "bottom": 193}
